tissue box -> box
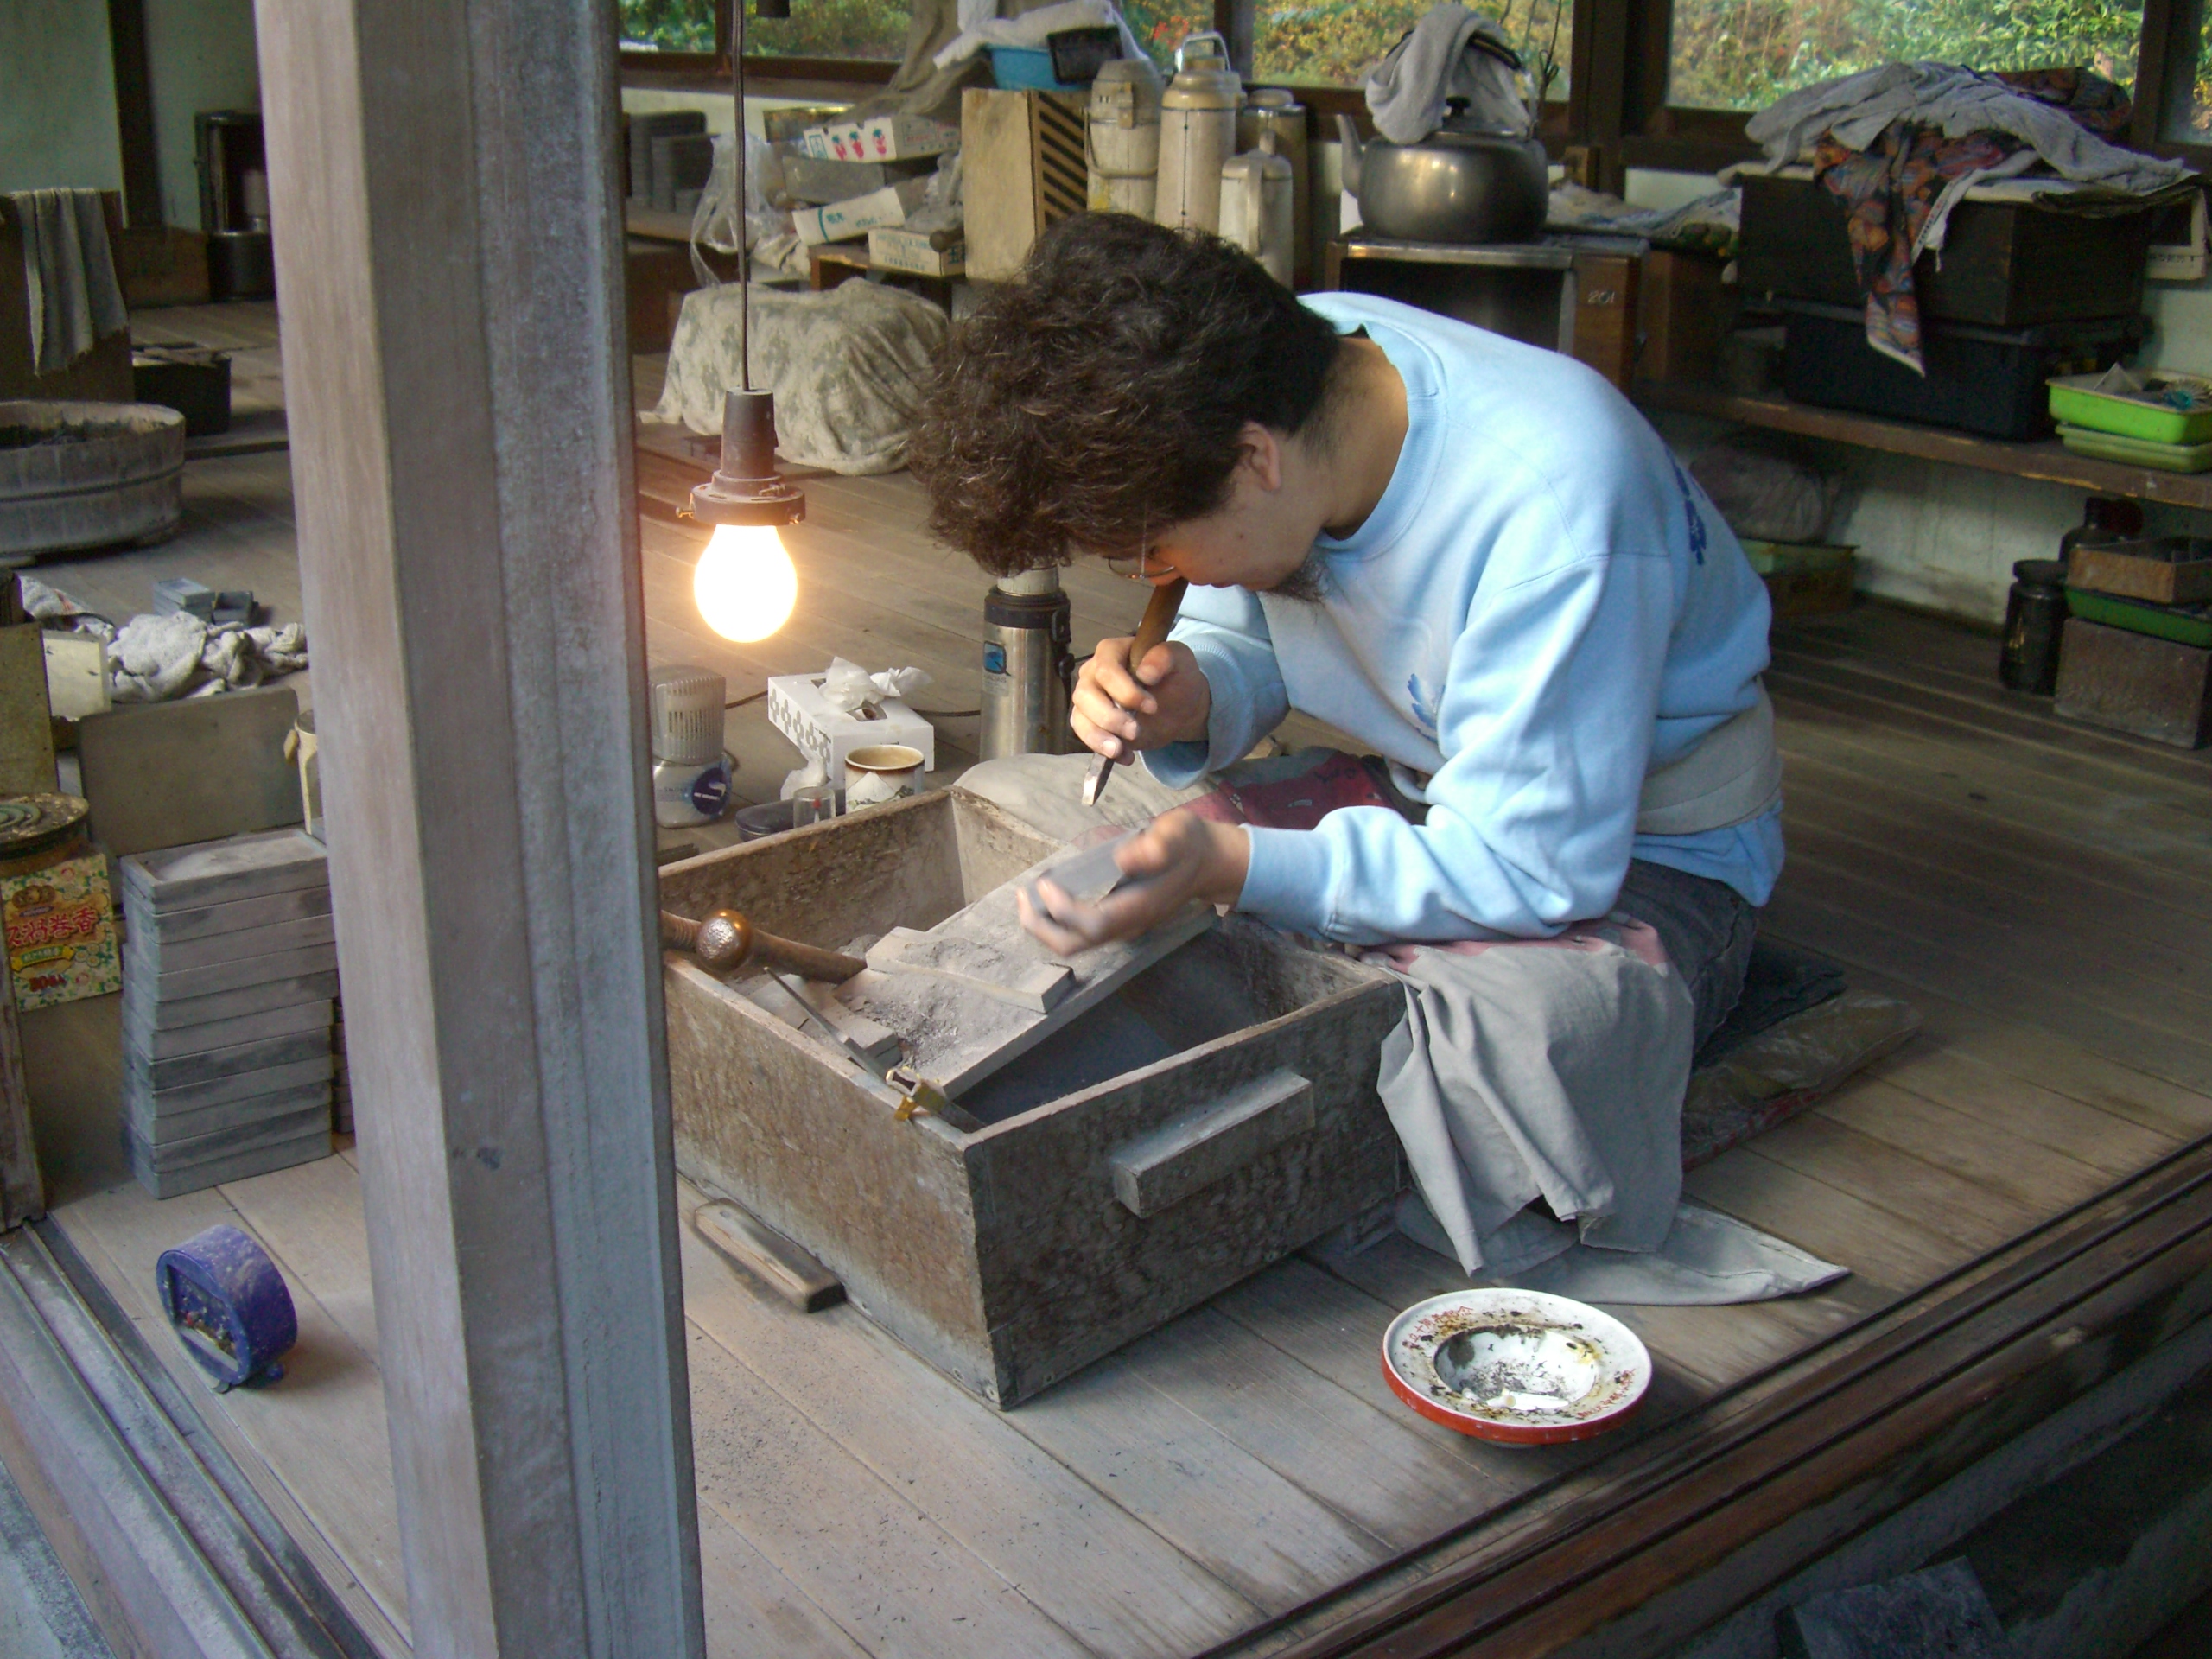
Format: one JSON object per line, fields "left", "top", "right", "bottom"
{"left": 868, "top": 227, "right": 965, "bottom": 276}
{"left": 791, "top": 176, "right": 934, "bottom": 246}
{"left": 766, "top": 672, "right": 935, "bottom": 778}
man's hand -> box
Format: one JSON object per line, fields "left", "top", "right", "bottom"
{"left": 1017, "top": 809, "right": 1249, "bottom": 953}
{"left": 1072, "top": 637, "right": 1211, "bottom": 762}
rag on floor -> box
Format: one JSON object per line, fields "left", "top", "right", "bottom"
{"left": 6, "top": 188, "right": 127, "bottom": 374}
{"left": 19, "top": 578, "right": 308, "bottom": 702}
{"left": 955, "top": 748, "right": 1844, "bottom": 1306}
{"left": 1745, "top": 65, "right": 2193, "bottom": 373}
{"left": 1363, "top": 3, "right": 1529, "bottom": 145}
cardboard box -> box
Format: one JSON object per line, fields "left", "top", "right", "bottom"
{"left": 1742, "top": 541, "right": 1856, "bottom": 620}
{"left": 3, "top": 850, "right": 121, "bottom": 1010}
{"left": 801, "top": 120, "right": 869, "bottom": 162}
{"left": 782, "top": 153, "right": 936, "bottom": 206}
{"left": 791, "top": 175, "right": 933, "bottom": 246}
{"left": 868, "top": 227, "right": 965, "bottom": 276}
{"left": 860, "top": 113, "right": 957, "bottom": 162}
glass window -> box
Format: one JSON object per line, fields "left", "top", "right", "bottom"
{"left": 1122, "top": 0, "right": 1217, "bottom": 71}
{"left": 1668, "top": 0, "right": 2143, "bottom": 113}
{"left": 620, "top": 0, "right": 716, "bottom": 53}
{"left": 747, "top": 0, "right": 909, "bottom": 60}
{"left": 2162, "top": 0, "right": 2212, "bottom": 137}
{"left": 1253, "top": 0, "right": 1570, "bottom": 93}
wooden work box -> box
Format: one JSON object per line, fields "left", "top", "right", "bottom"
{"left": 1738, "top": 172, "right": 2157, "bottom": 327}
{"left": 658, "top": 788, "right": 1405, "bottom": 1406}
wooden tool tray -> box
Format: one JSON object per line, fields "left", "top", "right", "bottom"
{"left": 658, "top": 787, "right": 1405, "bottom": 1406}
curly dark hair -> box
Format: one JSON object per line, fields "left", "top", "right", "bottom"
{"left": 906, "top": 213, "right": 1344, "bottom": 576}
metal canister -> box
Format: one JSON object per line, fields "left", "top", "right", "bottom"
{"left": 1237, "top": 87, "right": 1309, "bottom": 284}
{"left": 980, "top": 567, "right": 1076, "bottom": 760}
{"left": 1219, "top": 129, "right": 1294, "bottom": 285}
{"left": 1154, "top": 32, "right": 1241, "bottom": 233}
{"left": 1999, "top": 558, "right": 2070, "bottom": 696}
{"left": 1088, "top": 56, "right": 1164, "bottom": 219}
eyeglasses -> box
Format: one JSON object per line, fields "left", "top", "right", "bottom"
{"left": 1104, "top": 547, "right": 1176, "bottom": 582}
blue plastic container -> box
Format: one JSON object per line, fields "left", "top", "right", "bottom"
{"left": 156, "top": 1223, "right": 298, "bottom": 1391}
{"left": 988, "top": 46, "right": 1080, "bottom": 90}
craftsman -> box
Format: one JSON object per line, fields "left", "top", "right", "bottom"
{"left": 912, "top": 213, "right": 1780, "bottom": 1043}
{"left": 913, "top": 213, "right": 1794, "bottom": 1281}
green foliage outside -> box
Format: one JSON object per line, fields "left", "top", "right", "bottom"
{"left": 1667, "top": 0, "right": 2143, "bottom": 111}
{"left": 1255, "top": 0, "right": 1567, "bottom": 89}
{"left": 619, "top": 0, "right": 716, "bottom": 52}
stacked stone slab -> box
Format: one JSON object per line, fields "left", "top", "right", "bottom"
{"left": 120, "top": 829, "right": 337, "bottom": 1198}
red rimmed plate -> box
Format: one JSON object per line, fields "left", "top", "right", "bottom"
{"left": 1382, "top": 1287, "right": 1651, "bottom": 1445}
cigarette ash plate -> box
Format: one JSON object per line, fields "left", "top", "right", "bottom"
{"left": 1382, "top": 1288, "right": 1649, "bottom": 1444}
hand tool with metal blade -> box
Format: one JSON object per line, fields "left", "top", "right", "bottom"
{"left": 1082, "top": 576, "right": 1187, "bottom": 806}
{"left": 659, "top": 907, "right": 867, "bottom": 981}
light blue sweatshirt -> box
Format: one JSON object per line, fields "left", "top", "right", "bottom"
{"left": 1143, "top": 292, "right": 1783, "bottom": 945}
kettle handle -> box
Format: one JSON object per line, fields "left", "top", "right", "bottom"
{"left": 1334, "top": 111, "right": 1363, "bottom": 196}
{"left": 1176, "top": 29, "right": 1231, "bottom": 73}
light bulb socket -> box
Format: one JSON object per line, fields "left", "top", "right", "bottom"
{"left": 686, "top": 389, "right": 805, "bottom": 528}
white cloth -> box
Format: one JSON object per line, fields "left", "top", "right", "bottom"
{"left": 18, "top": 579, "right": 308, "bottom": 702}
{"left": 8, "top": 188, "right": 128, "bottom": 374}
{"left": 932, "top": 0, "right": 1144, "bottom": 72}
{"left": 1363, "top": 4, "right": 1529, "bottom": 146}
{"left": 648, "top": 280, "right": 949, "bottom": 475}
{"left": 1746, "top": 63, "right": 2191, "bottom": 196}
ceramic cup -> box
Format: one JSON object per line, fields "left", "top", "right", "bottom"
{"left": 843, "top": 743, "right": 926, "bottom": 807}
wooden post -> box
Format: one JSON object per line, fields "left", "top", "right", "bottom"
{"left": 250, "top": 0, "right": 707, "bottom": 1654}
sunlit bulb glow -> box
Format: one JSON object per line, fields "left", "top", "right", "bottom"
{"left": 694, "top": 522, "right": 797, "bottom": 642}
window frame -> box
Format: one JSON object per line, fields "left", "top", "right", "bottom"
{"left": 616, "top": 0, "right": 2212, "bottom": 175}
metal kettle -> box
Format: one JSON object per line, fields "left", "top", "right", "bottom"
{"left": 1337, "top": 98, "right": 1549, "bottom": 245}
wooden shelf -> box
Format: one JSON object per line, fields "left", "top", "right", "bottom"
{"left": 1635, "top": 380, "right": 2212, "bottom": 514}
{"left": 625, "top": 203, "right": 696, "bottom": 244}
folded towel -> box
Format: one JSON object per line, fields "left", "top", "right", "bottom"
{"left": 8, "top": 188, "right": 128, "bottom": 374}
{"left": 1363, "top": 4, "right": 1528, "bottom": 146}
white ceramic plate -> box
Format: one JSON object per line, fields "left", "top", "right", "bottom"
{"left": 1382, "top": 1287, "right": 1652, "bottom": 1444}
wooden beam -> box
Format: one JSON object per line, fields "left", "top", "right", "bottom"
{"left": 104, "top": 0, "right": 164, "bottom": 230}
{"left": 250, "top": 0, "right": 707, "bottom": 1652}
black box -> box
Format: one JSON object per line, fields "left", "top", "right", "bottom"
{"left": 1777, "top": 299, "right": 2144, "bottom": 441}
{"left": 1739, "top": 173, "right": 2158, "bottom": 328}
{"left": 132, "top": 347, "right": 232, "bottom": 437}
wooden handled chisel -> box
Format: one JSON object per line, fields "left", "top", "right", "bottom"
{"left": 1081, "top": 577, "right": 1187, "bottom": 807}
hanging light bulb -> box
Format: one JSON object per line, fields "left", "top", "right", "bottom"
{"left": 683, "top": 387, "right": 804, "bottom": 641}
{"left": 694, "top": 520, "right": 796, "bottom": 642}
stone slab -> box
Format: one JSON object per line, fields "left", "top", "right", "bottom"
{"left": 124, "top": 1055, "right": 333, "bottom": 1116}
{"left": 128, "top": 1079, "right": 334, "bottom": 1147}
{"left": 124, "top": 912, "right": 335, "bottom": 974}
{"left": 125, "top": 997, "right": 333, "bottom": 1058}
{"left": 122, "top": 942, "right": 340, "bottom": 1004}
{"left": 124, "top": 1027, "right": 332, "bottom": 1092}
{"left": 125, "top": 1122, "right": 332, "bottom": 1198}
{"left": 82, "top": 686, "right": 304, "bottom": 859}
{"left": 119, "top": 882, "right": 333, "bottom": 946}
{"left": 119, "top": 827, "right": 327, "bottom": 914}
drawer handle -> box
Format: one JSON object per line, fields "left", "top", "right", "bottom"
{"left": 1109, "top": 1070, "right": 1314, "bottom": 1218}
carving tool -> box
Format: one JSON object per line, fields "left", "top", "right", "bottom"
{"left": 659, "top": 907, "right": 867, "bottom": 982}
{"left": 1082, "top": 577, "right": 1187, "bottom": 806}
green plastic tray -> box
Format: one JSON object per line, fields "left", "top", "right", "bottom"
{"left": 2048, "top": 374, "right": 2212, "bottom": 445}
{"left": 2066, "top": 586, "right": 2212, "bottom": 649}
{"left": 2056, "top": 423, "right": 2212, "bottom": 474}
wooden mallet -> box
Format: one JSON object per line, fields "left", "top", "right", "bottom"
{"left": 659, "top": 909, "right": 867, "bottom": 982}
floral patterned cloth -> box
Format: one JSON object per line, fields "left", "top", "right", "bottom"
{"left": 647, "top": 279, "right": 949, "bottom": 475}
{"left": 1802, "top": 67, "right": 2164, "bottom": 373}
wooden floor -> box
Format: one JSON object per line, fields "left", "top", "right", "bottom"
{"left": 30, "top": 335, "right": 2212, "bottom": 1658}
